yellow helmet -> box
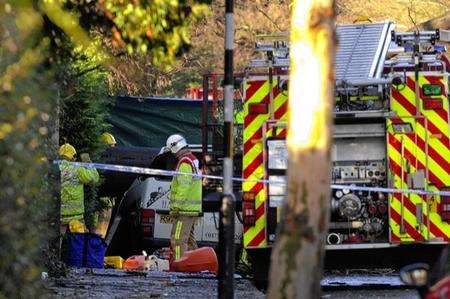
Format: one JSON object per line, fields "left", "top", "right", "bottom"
{"left": 101, "top": 132, "right": 116, "bottom": 146}
{"left": 59, "top": 143, "right": 76, "bottom": 160}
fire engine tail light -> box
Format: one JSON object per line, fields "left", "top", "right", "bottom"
{"left": 423, "top": 99, "right": 443, "bottom": 110}
{"left": 141, "top": 209, "right": 156, "bottom": 237}
{"left": 243, "top": 192, "right": 256, "bottom": 226}
{"left": 243, "top": 202, "right": 256, "bottom": 226}
{"left": 439, "top": 194, "right": 450, "bottom": 222}
{"left": 248, "top": 103, "right": 268, "bottom": 115}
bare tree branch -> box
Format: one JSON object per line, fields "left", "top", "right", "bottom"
{"left": 257, "top": 7, "right": 283, "bottom": 32}
{"left": 408, "top": 0, "right": 419, "bottom": 31}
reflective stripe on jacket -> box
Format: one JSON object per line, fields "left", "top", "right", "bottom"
{"left": 170, "top": 153, "right": 202, "bottom": 216}
{"left": 60, "top": 160, "right": 100, "bottom": 224}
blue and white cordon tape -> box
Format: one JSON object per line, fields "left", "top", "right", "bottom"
{"left": 55, "top": 161, "right": 450, "bottom": 197}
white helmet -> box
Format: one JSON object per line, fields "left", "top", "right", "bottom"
{"left": 165, "top": 134, "right": 188, "bottom": 154}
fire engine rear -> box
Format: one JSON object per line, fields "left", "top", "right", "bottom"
{"left": 238, "top": 22, "right": 450, "bottom": 282}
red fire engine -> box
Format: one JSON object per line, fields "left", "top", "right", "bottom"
{"left": 202, "top": 22, "right": 450, "bottom": 282}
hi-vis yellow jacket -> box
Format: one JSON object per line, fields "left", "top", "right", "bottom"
{"left": 170, "top": 153, "right": 202, "bottom": 216}
{"left": 60, "top": 160, "right": 99, "bottom": 224}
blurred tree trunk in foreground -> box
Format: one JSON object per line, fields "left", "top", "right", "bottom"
{"left": 267, "top": 0, "right": 335, "bottom": 298}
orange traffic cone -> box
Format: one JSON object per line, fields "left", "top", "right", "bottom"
{"left": 170, "top": 247, "right": 218, "bottom": 274}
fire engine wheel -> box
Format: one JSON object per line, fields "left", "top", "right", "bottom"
{"left": 429, "top": 245, "right": 449, "bottom": 285}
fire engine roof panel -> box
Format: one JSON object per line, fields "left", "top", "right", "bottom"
{"left": 335, "top": 21, "right": 395, "bottom": 83}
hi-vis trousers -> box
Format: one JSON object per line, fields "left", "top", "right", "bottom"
{"left": 170, "top": 215, "right": 198, "bottom": 260}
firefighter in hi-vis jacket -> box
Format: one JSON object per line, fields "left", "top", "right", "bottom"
{"left": 59, "top": 143, "right": 100, "bottom": 233}
{"left": 161, "top": 134, "right": 202, "bottom": 260}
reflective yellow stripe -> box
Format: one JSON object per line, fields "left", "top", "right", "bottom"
{"left": 243, "top": 161, "right": 264, "bottom": 182}
{"left": 244, "top": 92, "right": 288, "bottom": 143}
{"left": 244, "top": 114, "right": 267, "bottom": 143}
{"left": 389, "top": 76, "right": 450, "bottom": 241}
{"left": 273, "top": 92, "right": 288, "bottom": 116}
{"left": 389, "top": 217, "right": 405, "bottom": 240}
{"left": 243, "top": 181, "right": 257, "bottom": 193}
{"left": 243, "top": 222, "right": 266, "bottom": 247}
{"left": 174, "top": 246, "right": 181, "bottom": 260}
{"left": 242, "top": 80, "right": 288, "bottom": 248}
{"left": 391, "top": 95, "right": 410, "bottom": 117}
{"left": 175, "top": 221, "right": 182, "bottom": 240}
{"left": 243, "top": 80, "right": 270, "bottom": 141}
{"left": 390, "top": 131, "right": 448, "bottom": 183}
{"left": 390, "top": 100, "right": 450, "bottom": 186}
{"left": 409, "top": 193, "right": 435, "bottom": 239}
{"left": 413, "top": 118, "right": 448, "bottom": 159}
{"left": 242, "top": 168, "right": 264, "bottom": 192}
{"left": 243, "top": 81, "right": 270, "bottom": 143}
{"left": 390, "top": 149, "right": 447, "bottom": 240}
{"left": 428, "top": 186, "right": 450, "bottom": 239}
{"left": 243, "top": 143, "right": 262, "bottom": 169}
{"left": 389, "top": 198, "right": 414, "bottom": 241}
{"left": 387, "top": 136, "right": 419, "bottom": 241}
{"left": 391, "top": 99, "right": 449, "bottom": 153}
{"left": 400, "top": 174, "right": 445, "bottom": 240}
{"left": 245, "top": 81, "right": 270, "bottom": 108}
{"left": 391, "top": 187, "right": 431, "bottom": 240}
{"left": 389, "top": 182, "right": 429, "bottom": 241}
{"left": 174, "top": 220, "right": 182, "bottom": 259}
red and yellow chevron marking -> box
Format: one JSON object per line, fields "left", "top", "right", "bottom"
{"left": 243, "top": 78, "right": 288, "bottom": 248}
{"left": 388, "top": 74, "right": 450, "bottom": 243}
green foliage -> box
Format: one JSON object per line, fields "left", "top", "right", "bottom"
{"left": 56, "top": 38, "right": 112, "bottom": 231}
{"left": 0, "top": 3, "right": 54, "bottom": 297}
{"left": 102, "top": 0, "right": 292, "bottom": 96}
{"left": 58, "top": 37, "right": 112, "bottom": 156}
{"left": 101, "top": 0, "right": 210, "bottom": 66}
{"left": 1, "top": 0, "right": 210, "bottom": 296}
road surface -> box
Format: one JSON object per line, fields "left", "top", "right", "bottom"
{"left": 45, "top": 268, "right": 421, "bottom": 298}
{"left": 45, "top": 268, "right": 264, "bottom": 298}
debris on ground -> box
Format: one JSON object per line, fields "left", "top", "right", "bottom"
{"left": 44, "top": 268, "right": 265, "bottom": 298}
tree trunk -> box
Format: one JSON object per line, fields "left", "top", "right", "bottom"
{"left": 267, "top": 1, "right": 335, "bottom": 298}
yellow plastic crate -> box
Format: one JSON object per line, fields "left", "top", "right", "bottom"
{"left": 104, "top": 256, "right": 124, "bottom": 269}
